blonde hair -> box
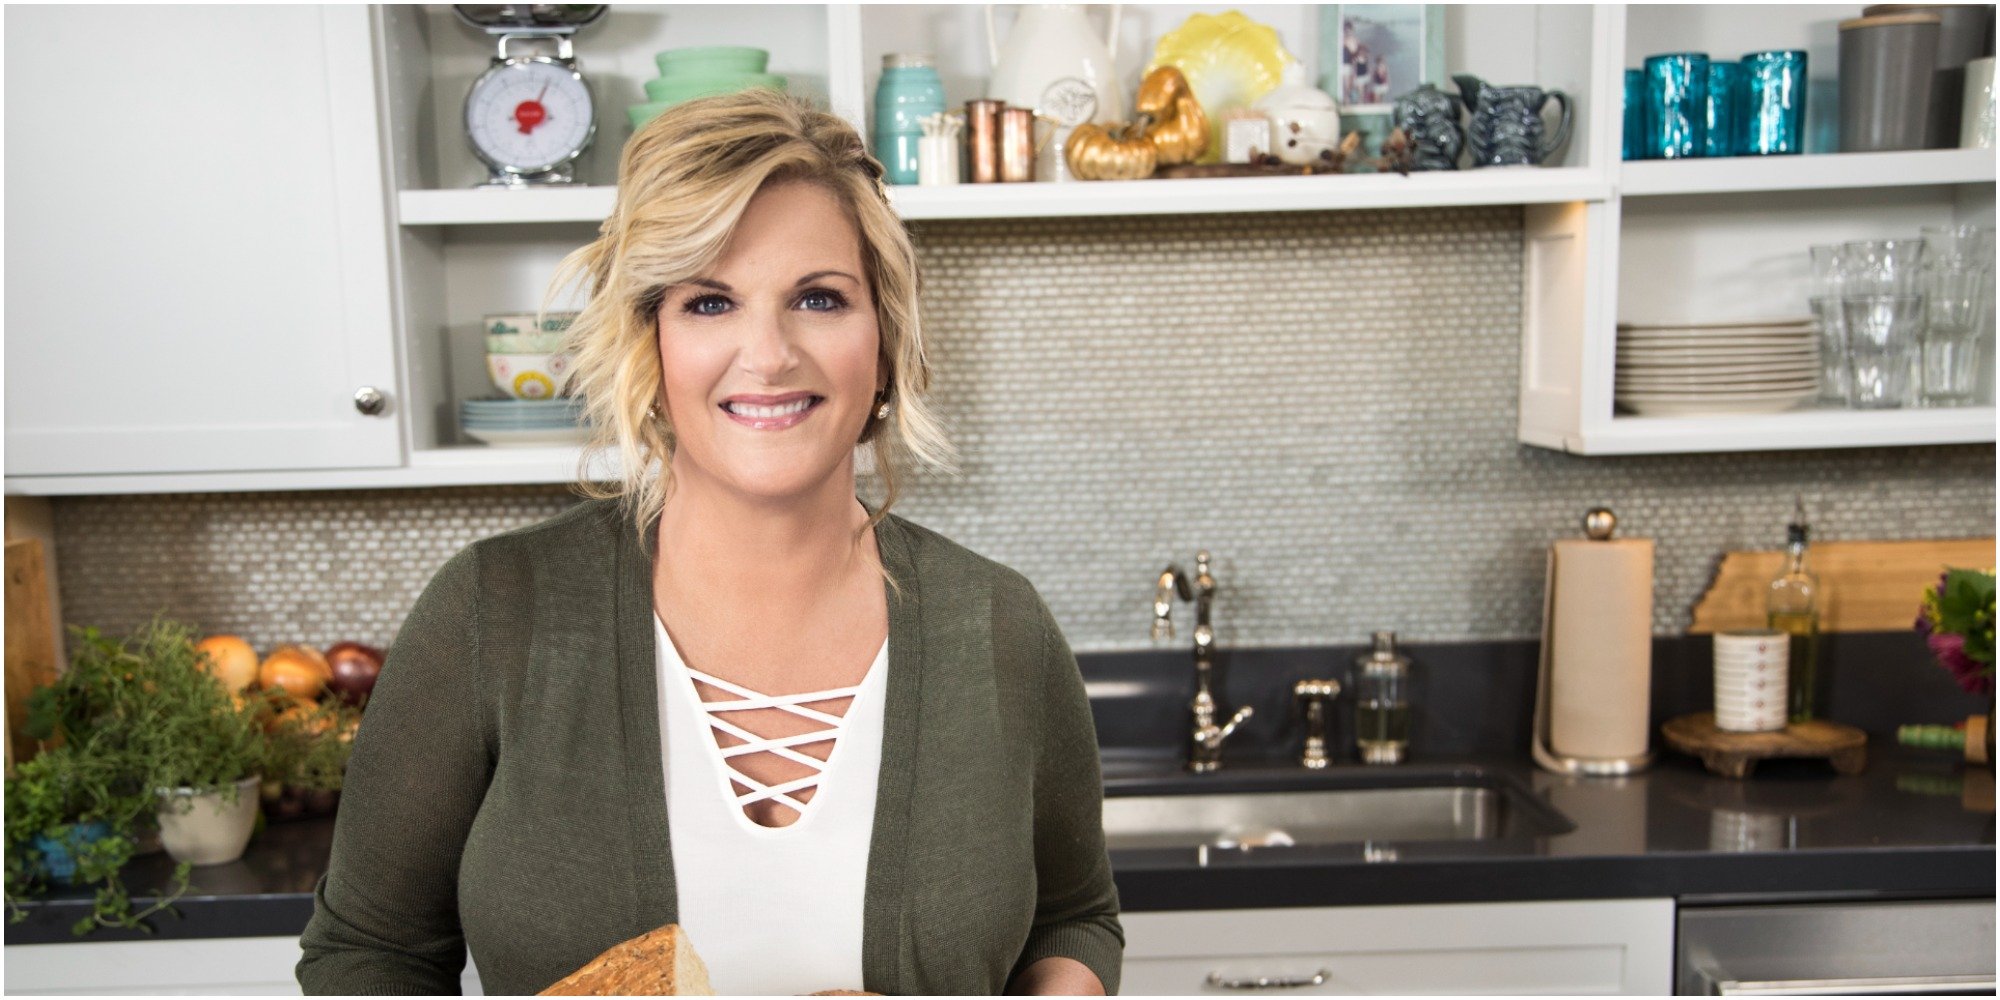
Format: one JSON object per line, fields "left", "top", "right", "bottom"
{"left": 543, "top": 89, "right": 957, "bottom": 585}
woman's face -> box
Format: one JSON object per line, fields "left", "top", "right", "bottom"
{"left": 656, "top": 179, "right": 885, "bottom": 503}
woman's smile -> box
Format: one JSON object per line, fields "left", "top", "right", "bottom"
{"left": 719, "top": 392, "right": 826, "bottom": 430}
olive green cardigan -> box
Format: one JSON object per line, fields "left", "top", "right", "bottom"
{"left": 295, "top": 497, "right": 1123, "bottom": 995}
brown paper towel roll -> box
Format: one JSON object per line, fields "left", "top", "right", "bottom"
{"left": 1545, "top": 537, "right": 1654, "bottom": 760}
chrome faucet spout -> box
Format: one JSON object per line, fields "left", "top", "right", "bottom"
{"left": 1152, "top": 567, "right": 1191, "bottom": 641}
{"left": 1150, "top": 550, "right": 1249, "bottom": 773}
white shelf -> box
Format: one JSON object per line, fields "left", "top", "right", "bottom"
{"left": 398, "top": 187, "right": 617, "bottom": 226}
{"left": 2, "top": 447, "right": 603, "bottom": 496}
{"left": 397, "top": 168, "right": 1611, "bottom": 227}
{"left": 1620, "top": 148, "right": 1998, "bottom": 198}
{"left": 885, "top": 168, "right": 1610, "bottom": 220}
{"left": 1540, "top": 405, "right": 1997, "bottom": 455}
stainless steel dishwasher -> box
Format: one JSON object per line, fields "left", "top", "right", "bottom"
{"left": 1677, "top": 898, "right": 1996, "bottom": 995}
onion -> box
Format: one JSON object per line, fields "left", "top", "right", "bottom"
{"left": 324, "top": 641, "right": 384, "bottom": 707}
{"left": 260, "top": 645, "right": 330, "bottom": 700}
{"left": 195, "top": 635, "right": 260, "bottom": 693}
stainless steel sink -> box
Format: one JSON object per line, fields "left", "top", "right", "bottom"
{"left": 1101, "top": 775, "right": 1570, "bottom": 852}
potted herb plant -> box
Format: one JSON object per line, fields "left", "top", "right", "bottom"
{"left": 26, "top": 618, "right": 272, "bottom": 867}
{"left": 4, "top": 733, "right": 191, "bottom": 935}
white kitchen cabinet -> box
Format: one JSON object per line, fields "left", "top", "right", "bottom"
{"left": 1119, "top": 898, "right": 1675, "bottom": 995}
{"left": 2, "top": 6, "right": 401, "bottom": 480}
{"left": 2, "top": 937, "right": 484, "bottom": 995}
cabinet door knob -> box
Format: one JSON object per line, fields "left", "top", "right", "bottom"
{"left": 353, "top": 386, "right": 388, "bottom": 416}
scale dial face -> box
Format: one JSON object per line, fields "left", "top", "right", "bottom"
{"left": 465, "top": 58, "right": 595, "bottom": 174}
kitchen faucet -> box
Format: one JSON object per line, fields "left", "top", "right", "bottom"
{"left": 1153, "top": 551, "right": 1253, "bottom": 773}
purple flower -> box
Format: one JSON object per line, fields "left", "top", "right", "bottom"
{"left": 1928, "top": 631, "right": 1995, "bottom": 696}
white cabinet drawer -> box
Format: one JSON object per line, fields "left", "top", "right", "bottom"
{"left": 1120, "top": 899, "right": 1674, "bottom": 995}
{"left": 3, "top": 938, "right": 483, "bottom": 995}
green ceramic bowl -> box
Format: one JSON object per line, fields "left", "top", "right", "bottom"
{"left": 654, "top": 45, "right": 767, "bottom": 76}
{"left": 642, "top": 71, "right": 787, "bottom": 104}
{"left": 628, "top": 76, "right": 788, "bottom": 130}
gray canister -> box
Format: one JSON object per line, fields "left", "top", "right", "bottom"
{"left": 1839, "top": 12, "right": 1943, "bottom": 152}
{"left": 1863, "top": 3, "right": 1998, "bottom": 146}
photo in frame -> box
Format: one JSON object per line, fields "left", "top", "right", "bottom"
{"left": 1318, "top": 5, "right": 1446, "bottom": 167}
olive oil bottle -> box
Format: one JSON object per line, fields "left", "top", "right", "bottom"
{"left": 1766, "top": 497, "right": 1823, "bottom": 723}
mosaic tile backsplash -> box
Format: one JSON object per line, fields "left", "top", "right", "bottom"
{"left": 51, "top": 208, "right": 1997, "bottom": 655}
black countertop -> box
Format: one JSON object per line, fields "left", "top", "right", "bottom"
{"left": 8, "top": 632, "right": 1994, "bottom": 945}
{"left": 1100, "top": 745, "right": 1993, "bottom": 912}
{"left": 6, "top": 741, "right": 1991, "bottom": 946}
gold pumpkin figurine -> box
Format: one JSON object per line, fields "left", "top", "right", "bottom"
{"left": 1065, "top": 119, "right": 1159, "bottom": 181}
{"left": 1136, "top": 66, "right": 1208, "bottom": 166}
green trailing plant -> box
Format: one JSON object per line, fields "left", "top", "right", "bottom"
{"left": 4, "top": 739, "right": 191, "bottom": 935}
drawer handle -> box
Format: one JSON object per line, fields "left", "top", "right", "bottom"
{"left": 1205, "top": 968, "right": 1331, "bottom": 990}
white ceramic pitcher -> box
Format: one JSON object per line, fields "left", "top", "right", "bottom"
{"left": 985, "top": 4, "right": 1123, "bottom": 126}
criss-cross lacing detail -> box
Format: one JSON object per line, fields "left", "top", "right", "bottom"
{"left": 683, "top": 666, "right": 863, "bottom": 818}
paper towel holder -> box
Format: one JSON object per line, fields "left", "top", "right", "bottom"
{"left": 1531, "top": 507, "right": 1656, "bottom": 776}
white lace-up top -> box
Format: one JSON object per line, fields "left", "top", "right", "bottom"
{"left": 654, "top": 613, "right": 888, "bottom": 996}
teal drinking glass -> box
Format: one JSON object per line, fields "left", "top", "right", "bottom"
{"left": 1741, "top": 50, "right": 1807, "bottom": 155}
{"left": 1704, "top": 61, "right": 1742, "bottom": 156}
{"left": 1624, "top": 69, "right": 1646, "bottom": 159}
{"left": 1645, "top": 53, "right": 1709, "bottom": 159}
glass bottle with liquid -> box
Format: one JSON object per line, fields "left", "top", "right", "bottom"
{"left": 1766, "top": 497, "right": 1823, "bottom": 723}
{"left": 1354, "top": 631, "right": 1412, "bottom": 764}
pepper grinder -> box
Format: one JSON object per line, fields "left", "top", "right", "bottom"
{"left": 1293, "top": 679, "right": 1342, "bottom": 769}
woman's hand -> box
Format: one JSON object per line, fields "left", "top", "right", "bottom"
{"left": 1007, "top": 957, "right": 1106, "bottom": 996}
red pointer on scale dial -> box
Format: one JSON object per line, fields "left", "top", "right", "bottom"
{"left": 513, "top": 83, "right": 550, "bottom": 134}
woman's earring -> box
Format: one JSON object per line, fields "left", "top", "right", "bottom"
{"left": 875, "top": 398, "right": 892, "bottom": 420}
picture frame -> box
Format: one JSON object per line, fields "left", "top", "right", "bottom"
{"left": 1321, "top": 4, "right": 1446, "bottom": 114}
{"left": 1317, "top": 4, "right": 1446, "bottom": 167}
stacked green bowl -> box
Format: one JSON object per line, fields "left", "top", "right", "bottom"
{"left": 629, "top": 46, "right": 787, "bottom": 130}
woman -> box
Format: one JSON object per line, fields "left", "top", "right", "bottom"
{"left": 296, "top": 90, "right": 1123, "bottom": 995}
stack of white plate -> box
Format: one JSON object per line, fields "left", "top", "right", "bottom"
{"left": 1615, "top": 318, "right": 1821, "bottom": 417}
{"left": 460, "top": 397, "right": 589, "bottom": 447}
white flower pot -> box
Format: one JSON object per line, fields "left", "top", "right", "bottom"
{"left": 155, "top": 775, "right": 261, "bottom": 866}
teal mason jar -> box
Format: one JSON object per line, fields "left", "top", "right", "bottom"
{"left": 873, "top": 54, "right": 945, "bottom": 185}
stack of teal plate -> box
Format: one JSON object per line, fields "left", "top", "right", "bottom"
{"left": 628, "top": 46, "right": 786, "bottom": 130}
{"left": 460, "top": 396, "right": 590, "bottom": 448}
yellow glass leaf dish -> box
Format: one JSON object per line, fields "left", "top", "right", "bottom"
{"left": 1145, "top": 11, "right": 1297, "bottom": 164}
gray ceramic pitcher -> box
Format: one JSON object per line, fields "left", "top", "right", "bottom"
{"left": 1453, "top": 73, "right": 1573, "bottom": 167}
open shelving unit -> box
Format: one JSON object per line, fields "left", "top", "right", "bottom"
{"left": 1514, "top": 3, "right": 1996, "bottom": 456}
{"left": 379, "top": 4, "right": 1991, "bottom": 489}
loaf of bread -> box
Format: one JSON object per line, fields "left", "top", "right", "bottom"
{"left": 539, "top": 923, "right": 714, "bottom": 996}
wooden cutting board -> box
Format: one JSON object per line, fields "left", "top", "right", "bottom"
{"left": 6, "top": 538, "right": 62, "bottom": 770}
{"left": 1689, "top": 538, "right": 1994, "bottom": 634}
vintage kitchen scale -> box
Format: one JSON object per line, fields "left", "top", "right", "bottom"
{"left": 454, "top": 5, "right": 607, "bottom": 187}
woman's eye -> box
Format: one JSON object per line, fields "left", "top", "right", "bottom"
{"left": 683, "top": 294, "right": 731, "bottom": 317}
{"left": 799, "top": 289, "right": 848, "bottom": 312}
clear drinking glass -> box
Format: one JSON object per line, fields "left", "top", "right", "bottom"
{"left": 1920, "top": 258, "right": 1994, "bottom": 406}
{"left": 1920, "top": 224, "right": 1996, "bottom": 266}
{"left": 1808, "top": 245, "right": 1850, "bottom": 406}
{"left": 1840, "top": 294, "right": 1925, "bottom": 408}
{"left": 1916, "top": 228, "right": 1994, "bottom": 406}
{"left": 1841, "top": 238, "right": 1928, "bottom": 295}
